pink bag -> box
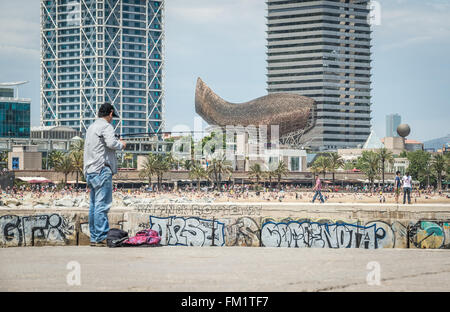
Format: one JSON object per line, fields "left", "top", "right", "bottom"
{"left": 122, "top": 229, "right": 161, "bottom": 247}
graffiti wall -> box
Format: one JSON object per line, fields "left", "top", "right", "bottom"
{"left": 149, "top": 216, "right": 225, "bottom": 246}
{"left": 260, "top": 219, "right": 398, "bottom": 249}
{"left": 0, "top": 211, "right": 449, "bottom": 249}
{"left": 0, "top": 214, "right": 76, "bottom": 247}
{"left": 409, "top": 221, "right": 449, "bottom": 249}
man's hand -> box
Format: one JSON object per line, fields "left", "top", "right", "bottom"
{"left": 120, "top": 139, "right": 127, "bottom": 150}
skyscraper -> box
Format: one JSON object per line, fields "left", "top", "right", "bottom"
{"left": 386, "top": 113, "right": 401, "bottom": 138}
{"left": 266, "top": 0, "right": 372, "bottom": 151}
{"left": 41, "top": 0, "right": 164, "bottom": 136}
{"left": 0, "top": 83, "right": 31, "bottom": 139}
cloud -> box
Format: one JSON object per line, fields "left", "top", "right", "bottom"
{"left": 376, "top": 0, "right": 450, "bottom": 51}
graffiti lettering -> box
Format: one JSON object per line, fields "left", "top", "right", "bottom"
{"left": 225, "top": 217, "right": 261, "bottom": 247}
{"left": 135, "top": 204, "right": 262, "bottom": 217}
{"left": 149, "top": 216, "right": 225, "bottom": 247}
{"left": 261, "top": 221, "right": 391, "bottom": 249}
{"left": 0, "top": 214, "right": 74, "bottom": 247}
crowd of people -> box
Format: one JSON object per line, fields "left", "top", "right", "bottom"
{"left": 0, "top": 178, "right": 448, "bottom": 205}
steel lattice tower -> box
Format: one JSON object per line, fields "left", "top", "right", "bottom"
{"left": 41, "top": 0, "right": 165, "bottom": 135}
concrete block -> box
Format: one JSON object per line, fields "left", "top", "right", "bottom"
{"left": 0, "top": 212, "right": 77, "bottom": 247}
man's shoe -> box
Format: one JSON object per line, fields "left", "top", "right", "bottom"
{"left": 90, "top": 242, "right": 97, "bottom": 247}
{"left": 96, "top": 240, "right": 107, "bottom": 247}
{"left": 91, "top": 240, "right": 107, "bottom": 247}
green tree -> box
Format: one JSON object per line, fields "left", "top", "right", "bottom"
{"left": 139, "top": 154, "right": 158, "bottom": 188}
{"left": 70, "top": 150, "right": 84, "bottom": 188}
{"left": 54, "top": 153, "right": 75, "bottom": 185}
{"left": 154, "top": 154, "right": 172, "bottom": 191}
{"left": 207, "top": 155, "right": 232, "bottom": 192}
{"left": 311, "top": 156, "right": 330, "bottom": 178}
{"left": 356, "top": 151, "right": 380, "bottom": 190}
{"left": 183, "top": 159, "right": 193, "bottom": 171}
{"left": 327, "top": 152, "right": 344, "bottom": 186}
{"left": 446, "top": 154, "right": 450, "bottom": 177}
{"left": 377, "top": 148, "right": 394, "bottom": 187}
{"left": 274, "top": 161, "right": 289, "bottom": 191}
{"left": 69, "top": 138, "right": 84, "bottom": 154}
{"left": 189, "top": 163, "right": 209, "bottom": 191}
{"left": 266, "top": 169, "right": 276, "bottom": 189}
{"left": 69, "top": 138, "right": 85, "bottom": 188}
{"left": 343, "top": 159, "right": 358, "bottom": 171}
{"left": 48, "top": 150, "right": 65, "bottom": 169}
{"left": 249, "top": 163, "right": 264, "bottom": 190}
{"left": 406, "top": 150, "right": 433, "bottom": 187}
{"left": 432, "top": 154, "right": 446, "bottom": 191}
{"left": 0, "top": 151, "right": 8, "bottom": 169}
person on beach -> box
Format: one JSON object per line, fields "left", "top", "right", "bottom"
{"left": 312, "top": 174, "right": 325, "bottom": 204}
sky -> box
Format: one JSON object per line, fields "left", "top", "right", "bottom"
{"left": 0, "top": 0, "right": 449, "bottom": 142}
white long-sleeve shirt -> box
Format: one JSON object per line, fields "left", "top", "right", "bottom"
{"left": 84, "top": 118, "right": 123, "bottom": 176}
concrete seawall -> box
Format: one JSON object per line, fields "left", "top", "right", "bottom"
{"left": 1, "top": 203, "right": 449, "bottom": 249}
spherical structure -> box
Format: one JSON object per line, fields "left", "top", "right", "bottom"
{"left": 397, "top": 124, "right": 411, "bottom": 138}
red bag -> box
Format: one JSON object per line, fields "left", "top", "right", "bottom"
{"left": 122, "top": 229, "right": 161, "bottom": 247}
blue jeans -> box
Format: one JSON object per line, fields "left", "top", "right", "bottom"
{"left": 86, "top": 167, "right": 113, "bottom": 243}
{"left": 312, "top": 190, "right": 324, "bottom": 203}
{"left": 403, "top": 187, "right": 411, "bottom": 204}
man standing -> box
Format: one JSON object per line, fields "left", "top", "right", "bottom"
{"left": 312, "top": 174, "right": 325, "bottom": 203}
{"left": 394, "top": 171, "right": 402, "bottom": 204}
{"left": 84, "top": 103, "right": 127, "bottom": 246}
{"left": 402, "top": 172, "right": 412, "bottom": 205}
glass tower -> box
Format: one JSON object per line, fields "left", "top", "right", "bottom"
{"left": 385, "top": 113, "right": 401, "bottom": 138}
{"left": 267, "top": 0, "right": 372, "bottom": 151}
{"left": 41, "top": 0, "right": 165, "bottom": 136}
{"left": 0, "top": 88, "right": 31, "bottom": 139}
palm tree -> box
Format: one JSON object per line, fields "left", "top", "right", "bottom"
{"left": 139, "top": 154, "right": 158, "bottom": 188}
{"left": 266, "top": 169, "right": 276, "bottom": 190}
{"left": 207, "top": 154, "right": 232, "bottom": 192}
{"left": 312, "top": 156, "right": 330, "bottom": 179}
{"left": 70, "top": 138, "right": 84, "bottom": 154}
{"left": 357, "top": 151, "right": 380, "bottom": 190}
{"left": 48, "top": 150, "right": 65, "bottom": 169}
{"left": 54, "top": 153, "right": 75, "bottom": 185}
{"left": 377, "top": 148, "right": 394, "bottom": 187}
{"left": 432, "top": 154, "right": 446, "bottom": 191}
{"left": 70, "top": 150, "right": 84, "bottom": 188}
{"left": 189, "top": 164, "right": 209, "bottom": 191}
{"left": 249, "top": 163, "right": 264, "bottom": 190}
{"left": 274, "top": 161, "right": 288, "bottom": 191}
{"left": 69, "top": 138, "right": 85, "bottom": 188}
{"left": 327, "top": 152, "right": 344, "bottom": 186}
{"left": 183, "top": 159, "right": 193, "bottom": 171}
{"left": 0, "top": 151, "right": 8, "bottom": 169}
{"left": 154, "top": 154, "right": 172, "bottom": 191}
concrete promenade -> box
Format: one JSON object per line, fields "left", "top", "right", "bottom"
{"left": 1, "top": 246, "right": 450, "bottom": 292}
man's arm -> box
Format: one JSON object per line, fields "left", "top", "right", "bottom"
{"left": 102, "top": 124, "right": 125, "bottom": 150}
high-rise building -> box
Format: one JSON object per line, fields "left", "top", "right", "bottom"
{"left": 385, "top": 113, "right": 401, "bottom": 138}
{"left": 266, "top": 0, "right": 372, "bottom": 151}
{"left": 0, "top": 84, "right": 31, "bottom": 139}
{"left": 41, "top": 0, "right": 165, "bottom": 136}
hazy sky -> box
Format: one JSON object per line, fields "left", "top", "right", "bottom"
{"left": 0, "top": 0, "right": 449, "bottom": 142}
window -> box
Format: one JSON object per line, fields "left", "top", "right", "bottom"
{"left": 12, "top": 157, "right": 20, "bottom": 170}
{"left": 290, "top": 157, "right": 300, "bottom": 172}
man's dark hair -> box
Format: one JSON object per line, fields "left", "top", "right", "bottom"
{"left": 98, "top": 103, "right": 118, "bottom": 118}
{"left": 396, "top": 171, "right": 401, "bottom": 175}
